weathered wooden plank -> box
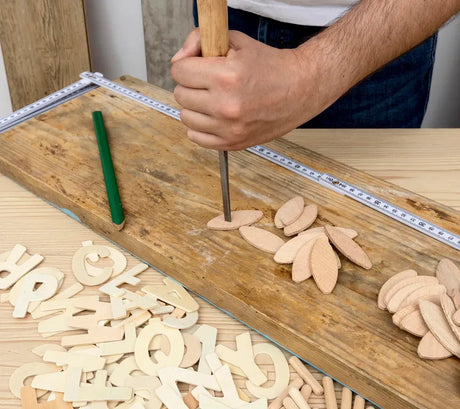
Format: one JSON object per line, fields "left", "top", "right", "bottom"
{"left": 0, "top": 0, "right": 91, "bottom": 110}
{"left": 0, "top": 76, "right": 458, "bottom": 409}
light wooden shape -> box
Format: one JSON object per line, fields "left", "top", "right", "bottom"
{"left": 392, "top": 304, "right": 418, "bottom": 328}
{"left": 163, "top": 310, "right": 199, "bottom": 329}
{"left": 9, "top": 362, "right": 59, "bottom": 398}
{"left": 215, "top": 332, "right": 267, "bottom": 386}
{"left": 353, "top": 395, "right": 365, "bottom": 409}
{"left": 212, "top": 365, "right": 249, "bottom": 408}
{"left": 323, "top": 376, "right": 338, "bottom": 409}
{"left": 239, "top": 226, "right": 285, "bottom": 254}
{"left": 453, "top": 309, "right": 460, "bottom": 326}
{"left": 43, "top": 350, "right": 106, "bottom": 371}
{"left": 98, "top": 322, "right": 137, "bottom": 356}
{"left": 436, "top": 258, "right": 460, "bottom": 298}
{"left": 377, "top": 269, "right": 418, "bottom": 310}
{"left": 299, "top": 227, "right": 358, "bottom": 239}
{"left": 72, "top": 245, "right": 113, "bottom": 286}
{"left": 291, "top": 237, "right": 318, "bottom": 283}
{"left": 207, "top": 210, "right": 263, "bottom": 230}
{"left": 268, "top": 378, "right": 303, "bottom": 409}
{"left": 31, "top": 370, "right": 67, "bottom": 393}
{"left": 310, "top": 236, "right": 339, "bottom": 294}
{"left": 419, "top": 300, "right": 460, "bottom": 358}
{"left": 245, "top": 343, "right": 289, "bottom": 399}
{"left": 142, "top": 278, "right": 199, "bottom": 313}
{"left": 275, "top": 196, "right": 305, "bottom": 226}
{"left": 61, "top": 326, "right": 125, "bottom": 348}
{"left": 400, "top": 310, "right": 429, "bottom": 337}
{"left": 134, "top": 318, "right": 184, "bottom": 376}
{"left": 387, "top": 280, "right": 439, "bottom": 313}
{"left": 274, "top": 232, "right": 325, "bottom": 264}
{"left": 398, "top": 284, "right": 446, "bottom": 310}
{"left": 158, "top": 366, "right": 220, "bottom": 398}
{"left": 64, "top": 367, "right": 132, "bottom": 402}
{"left": 99, "top": 263, "right": 148, "bottom": 299}
{"left": 383, "top": 276, "right": 438, "bottom": 307}
{"left": 21, "top": 386, "right": 72, "bottom": 409}
{"left": 417, "top": 331, "right": 452, "bottom": 360}
{"left": 440, "top": 293, "right": 460, "bottom": 341}
{"left": 32, "top": 344, "right": 66, "bottom": 358}
{"left": 288, "top": 386, "right": 311, "bottom": 409}
{"left": 124, "top": 375, "right": 162, "bottom": 408}
{"left": 193, "top": 324, "right": 218, "bottom": 374}
{"left": 324, "top": 225, "right": 372, "bottom": 270}
{"left": 0, "top": 244, "right": 43, "bottom": 290}
{"left": 184, "top": 391, "right": 199, "bottom": 409}
{"left": 289, "top": 356, "right": 323, "bottom": 395}
{"left": 284, "top": 204, "right": 318, "bottom": 236}
{"left": 12, "top": 272, "right": 59, "bottom": 318}
{"left": 300, "top": 384, "right": 312, "bottom": 401}
{"left": 341, "top": 387, "right": 352, "bottom": 409}
{"left": 282, "top": 397, "right": 298, "bottom": 409}
{"left": 82, "top": 240, "right": 127, "bottom": 277}
{"left": 180, "top": 333, "right": 202, "bottom": 368}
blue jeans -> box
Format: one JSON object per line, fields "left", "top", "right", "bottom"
{"left": 193, "top": 4, "right": 437, "bottom": 128}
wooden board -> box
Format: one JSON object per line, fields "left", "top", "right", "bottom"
{"left": 0, "top": 76, "right": 459, "bottom": 409}
{"left": 0, "top": 0, "right": 91, "bottom": 110}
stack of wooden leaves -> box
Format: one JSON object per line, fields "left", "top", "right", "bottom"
{"left": 378, "top": 258, "right": 460, "bottom": 360}
{"left": 207, "top": 196, "right": 372, "bottom": 294}
{"left": 1, "top": 242, "right": 375, "bottom": 409}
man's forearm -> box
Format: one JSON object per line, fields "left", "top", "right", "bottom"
{"left": 295, "top": 0, "right": 460, "bottom": 111}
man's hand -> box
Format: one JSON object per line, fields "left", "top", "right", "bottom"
{"left": 170, "top": 29, "right": 326, "bottom": 150}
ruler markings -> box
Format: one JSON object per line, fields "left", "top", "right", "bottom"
{"left": 1, "top": 72, "right": 458, "bottom": 250}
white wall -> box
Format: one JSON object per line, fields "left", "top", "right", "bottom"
{"left": 0, "top": 2, "right": 458, "bottom": 127}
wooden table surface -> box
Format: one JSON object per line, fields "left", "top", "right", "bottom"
{"left": 0, "top": 77, "right": 458, "bottom": 409}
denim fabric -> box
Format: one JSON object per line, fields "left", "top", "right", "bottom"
{"left": 193, "top": 4, "right": 437, "bottom": 128}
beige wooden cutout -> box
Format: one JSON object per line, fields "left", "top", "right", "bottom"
{"left": 283, "top": 397, "right": 299, "bottom": 409}
{"left": 21, "top": 386, "right": 72, "bottom": 409}
{"left": 124, "top": 375, "right": 162, "bottom": 408}
{"left": 239, "top": 226, "right": 285, "bottom": 254}
{"left": 274, "top": 232, "right": 325, "bottom": 264}
{"left": 398, "top": 284, "right": 446, "bottom": 310}
{"left": 245, "top": 343, "right": 289, "bottom": 399}
{"left": 183, "top": 392, "right": 199, "bottom": 409}
{"left": 387, "top": 280, "right": 439, "bottom": 313}
{"left": 383, "top": 276, "right": 438, "bottom": 308}
{"left": 377, "top": 269, "right": 418, "bottom": 310}
{"left": 61, "top": 325, "right": 125, "bottom": 347}
{"left": 155, "top": 384, "right": 189, "bottom": 409}
{"left": 0, "top": 244, "right": 44, "bottom": 290}
{"left": 400, "top": 309, "right": 429, "bottom": 337}
{"left": 64, "top": 367, "right": 132, "bottom": 402}
{"left": 193, "top": 324, "right": 218, "bottom": 374}
{"left": 284, "top": 204, "right": 318, "bottom": 237}
{"left": 32, "top": 283, "right": 84, "bottom": 320}
{"left": 82, "top": 240, "right": 127, "bottom": 277}
{"left": 215, "top": 332, "right": 267, "bottom": 386}
{"left": 291, "top": 238, "right": 319, "bottom": 283}
{"left": 9, "top": 362, "right": 60, "bottom": 398}
{"left": 436, "top": 258, "right": 460, "bottom": 298}
{"left": 99, "top": 263, "right": 148, "bottom": 298}
{"left": 207, "top": 210, "right": 264, "bottom": 230}
{"left": 275, "top": 196, "right": 304, "bottom": 226}
{"left": 199, "top": 394, "right": 267, "bottom": 409}
{"left": 110, "top": 295, "right": 127, "bottom": 319}
{"left": 163, "top": 310, "right": 199, "bottom": 329}
{"left": 417, "top": 331, "right": 452, "bottom": 360}
{"left": 310, "top": 236, "right": 339, "bottom": 294}
{"left": 43, "top": 350, "right": 106, "bottom": 371}
{"left": 158, "top": 366, "right": 220, "bottom": 398}
{"left": 289, "top": 356, "right": 323, "bottom": 395}
{"left": 142, "top": 278, "right": 199, "bottom": 312}
{"left": 353, "top": 395, "right": 365, "bottom": 409}
{"left": 324, "top": 225, "right": 372, "bottom": 270}
{"left": 210, "top": 364, "right": 252, "bottom": 408}
{"left": 134, "top": 318, "right": 184, "bottom": 376}
{"left": 72, "top": 245, "right": 113, "bottom": 286}
{"left": 32, "top": 344, "right": 66, "bottom": 358}
{"left": 322, "top": 376, "right": 338, "bottom": 409}
{"left": 31, "top": 370, "right": 67, "bottom": 393}
{"left": 98, "top": 322, "right": 137, "bottom": 356}
{"left": 13, "top": 273, "right": 59, "bottom": 318}
{"left": 299, "top": 226, "right": 358, "bottom": 239}
{"left": 180, "top": 333, "right": 202, "bottom": 368}
{"left": 268, "top": 378, "right": 303, "bottom": 409}
{"left": 419, "top": 299, "right": 460, "bottom": 358}
{"left": 440, "top": 293, "right": 460, "bottom": 341}
{"left": 453, "top": 309, "right": 460, "bottom": 326}
{"left": 392, "top": 303, "right": 418, "bottom": 328}
{"left": 300, "top": 384, "right": 312, "bottom": 402}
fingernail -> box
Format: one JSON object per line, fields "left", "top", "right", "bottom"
{"left": 171, "top": 48, "right": 184, "bottom": 63}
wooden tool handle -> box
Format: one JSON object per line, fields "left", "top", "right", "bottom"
{"left": 196, "top": 0, "right": 229, "bottom": 57}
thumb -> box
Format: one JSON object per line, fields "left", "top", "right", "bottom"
{"left": 171, "top": 28, "right": 201, "bottom": 62}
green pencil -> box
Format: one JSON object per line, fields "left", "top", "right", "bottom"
{"left": 92, "top": 111, "right": 125, "bottom": 230}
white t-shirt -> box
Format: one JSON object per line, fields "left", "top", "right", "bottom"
{"left": 227, "top": 0, "right": 359, "bottom": 26}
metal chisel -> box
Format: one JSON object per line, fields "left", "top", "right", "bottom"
{"left": 197, "top": 0, "right": 232, "bottom": 221}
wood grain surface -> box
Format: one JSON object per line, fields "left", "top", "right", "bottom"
{"left": 0, "top": 0, "right": 90, "bottom": 110}
{"left": 0, "top": 76, "right": 459, "bottom": 409}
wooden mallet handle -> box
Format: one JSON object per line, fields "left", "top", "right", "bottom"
{"left": 196, "top": 0, "right": 229, "bottom": 57}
